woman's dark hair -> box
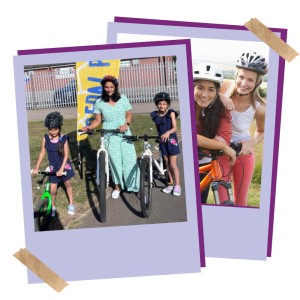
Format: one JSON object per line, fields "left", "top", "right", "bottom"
{"left": 57, "top": 127, "right": 64, "bottom": 157}
{"left": 194, "top": 80, "right": 231, "bottom": 139}
{"left": 101, "top": 80, "right": 121, "bottom": 102}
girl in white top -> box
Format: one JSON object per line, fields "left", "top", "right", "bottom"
{"left": 218, "top": 52, "right": 268, "bottom": 206}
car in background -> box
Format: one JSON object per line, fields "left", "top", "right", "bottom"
{"left": 53, "top": 79, "right": 77, "bottom": 106}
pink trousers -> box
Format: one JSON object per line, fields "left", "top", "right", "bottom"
{"left": 217, "top": 152, "right": 255, "bottom": 206}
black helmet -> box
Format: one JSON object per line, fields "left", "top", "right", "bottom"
{"left": 100, "top": 75, "right": 119, "bottom": 86}
{"left": 154, "top": 92, "right": 171, "bottom": 105}
{"left": 236, "top": 52, "right": 268, "bottom": 76}
{"left": 45, "top": 111, "right": 63, "bottom": 128}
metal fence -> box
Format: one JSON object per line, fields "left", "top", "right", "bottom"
{"left": 24, "top": 61, "right": 178, "bottom": 110}
{"left": 119, "top": 61, "right": 178, "bottom": 103}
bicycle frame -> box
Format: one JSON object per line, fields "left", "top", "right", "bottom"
{"left": 140, "top": 140, "right": 167, "bottom": 187}
{"left": 199, "top": 154, "right": 233, "bottom": 205}
{"left": 41, "top": 180, "right": 52, "bottom": 214}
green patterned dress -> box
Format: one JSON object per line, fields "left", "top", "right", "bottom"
{"left": 94, "top": 94, "right": 140, "bottom": 192}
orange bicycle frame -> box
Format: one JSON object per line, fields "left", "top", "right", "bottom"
{"left": 199, "top": 160, "right": 223, "bottom": 192}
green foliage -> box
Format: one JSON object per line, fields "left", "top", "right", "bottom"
{"left": 259, "top": 87, "right": 267, "bottom": 98}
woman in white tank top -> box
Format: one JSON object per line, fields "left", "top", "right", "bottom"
{"left": 217, "top": 52, "right": 268, "bottom": 206}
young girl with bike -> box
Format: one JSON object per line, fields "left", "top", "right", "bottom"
{"left": 32, "top": 111, "right": 75, "bottom": 216}
{"left": 217, "top": 52, "right": 268, "bottom": 206}
{"left": 193, "top": 63, "right": 232, "bottom": 204}
{"left": 150, "top": 92, "right": 181, "bottom": 196}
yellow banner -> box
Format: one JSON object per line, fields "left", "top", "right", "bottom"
{"left": 76, "top": 60, "right": 120, "bottom": 141}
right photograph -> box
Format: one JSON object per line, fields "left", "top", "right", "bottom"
{"left": 194, "top": 44, "right": 268, "bottom": 208}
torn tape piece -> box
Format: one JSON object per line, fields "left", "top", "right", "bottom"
{"left": 13, "top": 248, "right": 68, "bottom": 293}
{"left": 244, "top": 18, "right": 299, "bottom": 62}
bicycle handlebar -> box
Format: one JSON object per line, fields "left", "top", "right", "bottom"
{"left": 199, "top": 142, "right": 243, "bottom": 159}
{"left": 78, "top": 128, "right": 120, "bottom": 135}
{"left": 123, "top": 134, "right": 160, "bottom": 141}
{"left": 31, "top": 169, "right": 67, "bottom": 176}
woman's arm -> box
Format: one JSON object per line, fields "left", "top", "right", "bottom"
{"left": 219, "top": 93, "right": 235, "bottom": 111}
{"left": 119, "top": 110, "right": 132, "bottom": 133}
{"left": 82, "top": 114, "right": 101, "bottom": 132}
{"left": 219, "top": 79, "right": 235, "bottom": 110}
{"left": 161, "top": 112, "right": 177, "bottom": 141}
{"left": 197, "top": 135, "right": 236, "bottom": 165}
{"left": 239, "top": 105, "right": 265, "bottom": 155}
{"left": 32, "top": 138, "right": 46, "bottom": 174}
{"left": 56, "top": 140, "right": 69, "bottom": 177}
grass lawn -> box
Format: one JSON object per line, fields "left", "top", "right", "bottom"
{"left": 29, "top": 115, "right": 181, "bottom": 230}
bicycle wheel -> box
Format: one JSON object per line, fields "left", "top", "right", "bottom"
{"left": 98, "top": 152, "right": 106, "bottom": 222}
{"left": 34, "top": 199, "right": 52, "bottom": 231}
{"left": 140, "top": 157, "right": 152, "bottom": 218}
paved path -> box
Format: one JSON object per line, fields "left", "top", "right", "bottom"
{"left": 69, "top": 142, "right": 187, "bottom": 229}
{"left": 27, "top": 101, "right": 180, "bottom": 121}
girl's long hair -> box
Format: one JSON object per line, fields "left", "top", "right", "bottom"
{"left": 58, "top": 127, "right": 64, "bottom": 157}
{"left": 101, "top": 80, "right": 121, "bottom": 102}
{"left": 229, "top": 68, "right": 266, "bottom": 109}
{"left": 194, "top": 80, "right": 231, "bottom": 139}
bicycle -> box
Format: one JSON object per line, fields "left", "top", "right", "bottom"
{"left": 199, "top": 142, "right": 242, "bottom": 206}
{"left": 31, "top": 169, "right": 67, "bottom": 231}
{"left": 123, "top": 134, "right": 169, "bottom": 218}
{"left": 78, "top": 128, "right": 120, "bottom": 223}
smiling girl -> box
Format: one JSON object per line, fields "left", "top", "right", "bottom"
{"left": 218, "top": 52, "right": 268, "bottom": 206}
{"left": 193, "top": 63, "right": 232, "bottom": 204}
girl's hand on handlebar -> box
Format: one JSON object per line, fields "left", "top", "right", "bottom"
{"left": 238, "top": 139, "right": 255, "bottom": 156}
{"left": 56, "top": 170, "right": 63, "bottom": 177}
{"left": 32, "top": 168, "right": 39, "bottom": 175}
{"left": 82, "top": 126, "right": 89, "bottom": 132}
{"left": 223, "top": 146, "right": 236, "bottom": 166}
{"left": 161, "top": 132, "right": 170, "bottom": 142}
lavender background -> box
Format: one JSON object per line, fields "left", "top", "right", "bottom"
{"left": 14, "top": 41, "right": 203, "bottom": 283}
{"left": 107, "top": 18, "right": 285, "bottom": 260}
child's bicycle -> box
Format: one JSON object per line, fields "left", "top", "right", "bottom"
{"left": 199, "top": 142, "right": 243, "bottom": 206}
{"left": 123, "top": 134, "right": 169, "bottom": 218}
{"left": 78, "top": 128, "right": 120, "bottom": 223}
{"left": 32, "top": 169, "right": 67, "bottom": 231}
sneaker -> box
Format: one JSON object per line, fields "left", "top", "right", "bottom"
{"left": 111, "top": 190, "right": 121, "bottom": 199}
{"left": 51, "top": 206, "right": 56, "bottom": 217}
{"left": 173, "top": 186, "right": 181, "bottom": 196}
{"left": 162, "top": 184, "right": 174, "bottom": 193}
{"left": 67, "top": 205, "right": 75, "bottom": 215}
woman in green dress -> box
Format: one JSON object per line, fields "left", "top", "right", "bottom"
{"left": 82, "top": 75, "right": 140, "bottom": 199}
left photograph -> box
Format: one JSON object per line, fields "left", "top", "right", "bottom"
{"left": 26, "top": 57, "right": 187, "bottom": 231}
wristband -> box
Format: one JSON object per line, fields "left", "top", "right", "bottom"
{"left": 126, "top": 122, "right": 130, "bottom": 126}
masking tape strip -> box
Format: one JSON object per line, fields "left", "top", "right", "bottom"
{"left": 244, "top": 18, "right": 298, "bottom": 62}
{"left": 13, "top": 248, "right": 68, "bottom": 293}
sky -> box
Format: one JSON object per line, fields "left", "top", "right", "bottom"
{"left": 118, "top": 33, "right": 270, "bottom": 70}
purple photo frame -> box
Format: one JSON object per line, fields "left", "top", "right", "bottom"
{"left": 15, "top": 40, "right": 205, "bottom": 284}
{"left": 108, "top": 17, "right": 286, "bottom": 260}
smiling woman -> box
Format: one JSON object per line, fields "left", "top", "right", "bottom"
{"left": 193, "top": 63, "right": 232, "bottom": 204}
{"left": 82, "top": 75, "right": 140, "bottom": 199}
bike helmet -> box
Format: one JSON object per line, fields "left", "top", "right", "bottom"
{"left": 100, "top": 75, "right": 119, "bottom": 86}
{"left": 44, "top": 111, "right": 63, "bottom": 128}
{"left": 193, "top": 63, "right": 223, "bottom": 115}
{"left": 154, "top": 92, "right": 171, "bottom": 106}
{"left": 236, "top": 52, "right": 268, "bottom": 75}
{"left": 193, "top": 63, "right": 223, "bottom": 85}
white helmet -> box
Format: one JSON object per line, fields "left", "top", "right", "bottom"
{"left": 193, "top": 63, "right": 223, "bottom": 85}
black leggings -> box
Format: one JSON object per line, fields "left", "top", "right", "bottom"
{"left": 199, "top": 162, "right": 211, "bottom": 204}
